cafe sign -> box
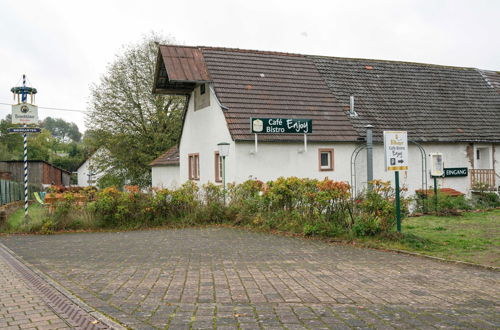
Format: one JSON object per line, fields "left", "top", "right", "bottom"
{"left": 383, "top": 131, "right": 409, "bottom": 171}
{"left": 251, "top": 118, "right": 312, "bottom": 134}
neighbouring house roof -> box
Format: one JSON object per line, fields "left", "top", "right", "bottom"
{"left": 154, "top": 45, "right": 500, "bottom": 143}
{"left": 150, "top": 146, "right": 180, "bottom": 166}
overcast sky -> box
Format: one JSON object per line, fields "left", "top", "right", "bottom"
{"left": 1, "top": 0, "right": 499, "bottom": 133}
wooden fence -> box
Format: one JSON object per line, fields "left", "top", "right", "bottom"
{"left": 0, "top": 179, "right": 38, "bottom": 206}
{"left": 470, "top": 169, "right": 496, "bottom": 190}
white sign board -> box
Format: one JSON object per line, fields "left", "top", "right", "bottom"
{"left": 383, "top": 131, "right": 409, "bottom": 171}
{"left": 430, "top": 153, "right": 444, "bottom": 177}
{"left": 12, "top": 103, "right": 38, "bottom": 125}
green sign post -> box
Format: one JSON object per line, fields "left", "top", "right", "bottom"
{"left": 383, "top": 131, "right": 408, "bottom": 233}
{"left": 251, "top": 118, "right": 312, "bottom": 134}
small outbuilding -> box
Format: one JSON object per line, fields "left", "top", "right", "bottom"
{"left": 0, "top": 160, "right": 71, "bottom": 186}
{"left": 150, "top": 146, "right": 180, "bottom": 189}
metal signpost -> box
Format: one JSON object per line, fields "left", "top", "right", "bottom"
{"left": 10, "top": 75, "right": 39, "bottom": 219}
{"left": 383, "top": 131, "right": 409, "bottom": 232}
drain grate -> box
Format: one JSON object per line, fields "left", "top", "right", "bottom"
{"left": 0, "top": 244, "right": 122, "bottom": 329}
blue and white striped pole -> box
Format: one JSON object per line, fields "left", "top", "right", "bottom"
{"left": 22, "top": 74, "right": 29, "bottom": 219}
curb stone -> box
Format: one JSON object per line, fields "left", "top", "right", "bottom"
{"left": 380, "top": 247, "right": 499, "bottom": 271}
{"left": 0, "top": 241, "right": 126, "bottom": 330}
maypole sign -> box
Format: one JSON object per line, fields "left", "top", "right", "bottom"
{"left": 11, "top": 103, "right": 38, "bottom": 124}
{"left": 251, "top": 118, "right": 312, "bottom": 134}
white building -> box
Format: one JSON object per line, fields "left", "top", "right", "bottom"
{"left": 151, "top": 45, "right": 500, "bottom": 196}
{"left": 76, "top": 149, "right": 107, "bottom": 187}
{"left": 150, "top": 146, "right": 180, "bottom": 189}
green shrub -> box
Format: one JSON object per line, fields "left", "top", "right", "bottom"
{"left": 472, "top": 192, "right": 500, "bottom": 209}
{"left": 20, "top": 177, "right": 416, "bottom": 239}
{"left": 227, "top": 180, "right": 265, "bottom": 225}
{"left": 87, "top": 186, "right": 151, "bottom": 228}
{"left": 414, "top": 192, "right": 472, "bottom": 215}
{"left": 352, "top": 180, "right": 409, "bottom": 236}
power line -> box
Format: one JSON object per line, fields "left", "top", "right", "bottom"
{"left": 0, "top": 102, "right": 88, "bottom": 113}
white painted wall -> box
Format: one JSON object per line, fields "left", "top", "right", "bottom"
{"left": 177, "top": 85, "right": 499, "bottom": 194}
{"left": 77, "top": 159, "right": 90, "bottom": 186}
{"left": 76, "top": 149, "right": 107, "bottom": 187}
{"left": 233, "top": 142, "right": 353, "bottom": 183}
{"left": 77, "top": 158, "right": 104, "bottom": 187}
{"left": 179, "top": 85, "right": 234, "bottom": 185}
{"left": 151, "top": 165, "right": 180, "bottom": 189}
{"left": 354, "top": 142, "right": 500, "bottom": 197}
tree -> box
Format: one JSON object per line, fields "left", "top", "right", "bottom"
{"left": 0, "top": 114, "right": 22, "bottom": 160}
{"left": 41, "top": 117, "right": 82, "bottom": 142}
{"left": 87, "top": 33, "right": 185, "bottom": 187}
{"left": 0, "top": 114, "right": 86, "bottom": 172}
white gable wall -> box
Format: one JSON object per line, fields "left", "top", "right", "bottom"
{"left": 77, "top": 158, "right": 104, "bottom": 187}
{"left": 179, "top": 86, "right": 234, "bottom": 185}
{"left": 76, "top": 149, "right": 108, "bottom": 187}
{"left": 77, "top": 159, "right": 91, "bottom": 187}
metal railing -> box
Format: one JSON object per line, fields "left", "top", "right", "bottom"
{"left": 470, "top": 169, "right": 496, "bottom": 190}
{"left": 0, "top": 179, "right": 38, "bottom": 206}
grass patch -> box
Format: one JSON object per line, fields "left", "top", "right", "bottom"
{"left": 359, "top": 209, "right": 500, "bottom": 267}
{"left": 1, "top": 204, "right": 48, "bottom": 233}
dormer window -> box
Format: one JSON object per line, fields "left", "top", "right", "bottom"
{"left": 194, "top": 83, "right": 210, "bottom": 110}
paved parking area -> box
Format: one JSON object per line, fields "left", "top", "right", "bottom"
{"left": 1, "top": 227, "right": 499, "bottom": 329}
{"left": 0, "top": 249, "right": 70, "bottom": 329}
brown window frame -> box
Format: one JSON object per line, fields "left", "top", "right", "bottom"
{"left": 188, "top": 153, "right": 200, "bottom": 180}
{"left": 318, "top": 148, "right": 334, "bottom": 171}
{"left": 214, "top": 151, "right": 222, "bottom": 182}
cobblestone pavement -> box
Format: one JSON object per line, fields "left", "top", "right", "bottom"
{"left": 0, "top": 247, "right": 70, "bottom": 329}
{"left": 1, "top": 227, "right": 499, "bottom": 329}
{"left": 0, "top": 243, "right": 121, "bottom": 329}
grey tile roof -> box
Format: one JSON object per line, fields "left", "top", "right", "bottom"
{"left": 479, "top": 69, "right": 500, "bottom": 93}
{"left": 311, "top": 56, "right": 500, "bottom": 142}
{"left": 155, "top": 46, "right": 500, "bottom": 143}
{"left": 200, "top": 48, "right": 358, "bottom": 142}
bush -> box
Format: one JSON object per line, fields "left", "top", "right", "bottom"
{"left": 32, "top": 177, "right": 417, "bottom": 238}
{"left": 472, "top": 192, "right": 500, "bottom": 209}
{"left": 414, "top": 192, "right": 472, "bottom": 215}
{"left": 87, "top": 187, "right": 151, "bottom": 228}
{"left": 352, "top": 180, "right": 409, "bottom": 236}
